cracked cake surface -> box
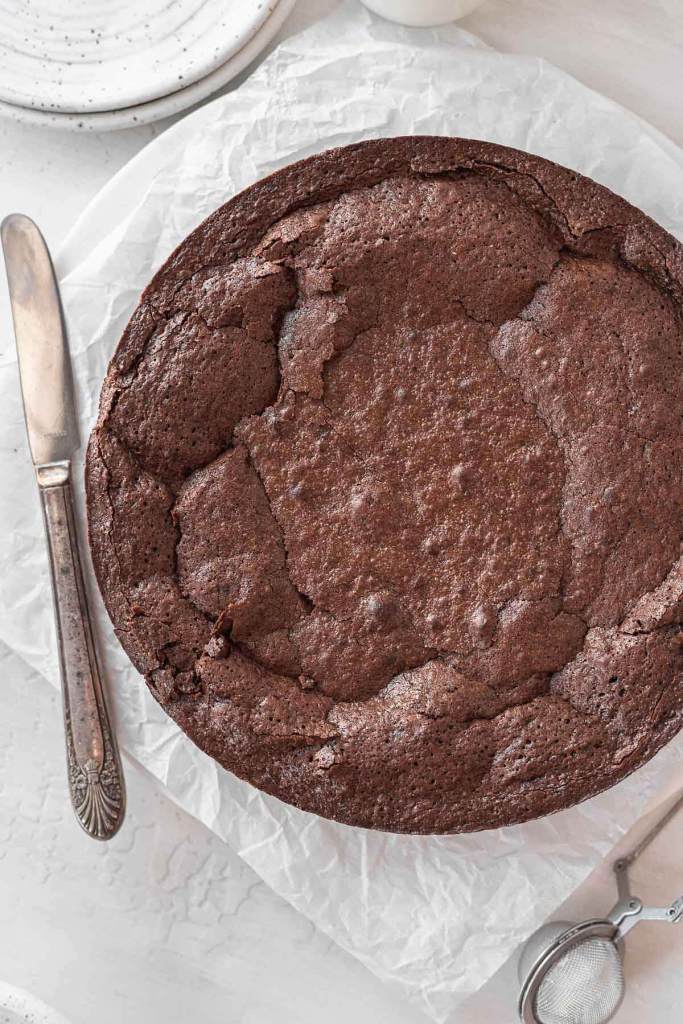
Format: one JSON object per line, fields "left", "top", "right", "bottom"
{"left": 86, "top": 137, "right": 683, "bottom": 833}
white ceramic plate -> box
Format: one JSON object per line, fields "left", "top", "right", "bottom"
{"left": 0, "top": 981, "right": 72, "bottom": 1024}
{"left": 0, "top": 0, "right": 277, "bottom": 113}
{"left": 0, "top": 0, "right": 295, "bottom": 131}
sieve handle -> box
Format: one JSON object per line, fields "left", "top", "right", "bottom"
{"left": 608, "top": 895, "right": 683, "bottom": 937}
{"left": 612, "top": 790, "right": 683, "bottom": 913}
{"left": 637, "top": 896, "right": 683, "bottom": 923}
{"left": 613, "top": 790, "right": 683, "bottom": 882}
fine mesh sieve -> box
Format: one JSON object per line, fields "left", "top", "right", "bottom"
{"left": 517, "top": 792, "right": 683, "bottom": 1024}
{"left": 534, "top": 934, "right": 624, "bottom": 1024}
{"left": 532, "top": 933, "right": 626, "bottom": 1024}
{"left": 518, "top": 918, "right": 626, "bottom": 1024}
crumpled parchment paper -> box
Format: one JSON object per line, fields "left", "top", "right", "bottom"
{"left": 1, "top": 4, "right": 682, "bottom": 1021}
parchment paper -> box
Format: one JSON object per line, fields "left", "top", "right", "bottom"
{"left": 1, "top": 4, "right": 683, "bottom": 1021}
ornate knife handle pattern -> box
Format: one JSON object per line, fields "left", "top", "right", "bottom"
{"left": 37, "top": 462, "right": 125, "bottom": 840}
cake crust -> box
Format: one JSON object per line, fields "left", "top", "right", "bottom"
{"left": 86, "top": 137, "right": 683, "bottom": 833}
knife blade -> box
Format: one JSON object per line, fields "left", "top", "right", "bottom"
{"left": 2, "top": 214, "right": 125, "bottom": 841}
{"left": 1, "top": 214, "right": 79, "bottom": 467}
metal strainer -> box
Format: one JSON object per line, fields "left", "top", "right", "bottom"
{"left": 518, "top": 793, "right": 683, "bottom": 1024}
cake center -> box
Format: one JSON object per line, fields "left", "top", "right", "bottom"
{"left": 169, "top": 175, "right": 680, "bottom": 705}
{"left": 233, "top": 306, "right": 578, "bottom": 700}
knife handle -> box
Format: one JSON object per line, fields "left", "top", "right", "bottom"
{"left": 37, "top": 462, "right": 125, "bottom": 840}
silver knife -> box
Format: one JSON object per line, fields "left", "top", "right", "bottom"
{"left": 1, "top": 214, "right": 125, "bottom": 841}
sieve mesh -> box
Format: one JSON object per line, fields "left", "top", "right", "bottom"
{"left": 534, "top": 936, "right": 624, "bottom": 1024}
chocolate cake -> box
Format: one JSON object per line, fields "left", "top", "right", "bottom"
{"left": 86, "top": 137, "right": 683, "bottom": 833}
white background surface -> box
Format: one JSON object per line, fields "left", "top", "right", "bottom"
{"left": 0, "top": 2, "right": 682, "bottom": 1023}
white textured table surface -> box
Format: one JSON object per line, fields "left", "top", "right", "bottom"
{"left": 1, "top": 2, "right": 682, "bottom": 1022}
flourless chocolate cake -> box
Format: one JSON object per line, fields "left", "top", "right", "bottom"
{"left": 87, "top": 138, "right": 683, "bottom": 833}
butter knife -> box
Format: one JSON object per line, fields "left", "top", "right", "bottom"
{"left": 1, "top": 214, "right": 125, "bottom": 841}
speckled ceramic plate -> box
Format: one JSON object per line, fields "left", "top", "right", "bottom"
{"left": 0, "top": 0, "right": 295, "bottom": 131}
{"left": 0, "top": 0, "right": 277, "bottom": 114}
{"left": 0, "top": 981, "right": 73, "bottom": 1024}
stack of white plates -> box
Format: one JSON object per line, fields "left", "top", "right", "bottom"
{"left": 0, "top": 0, "right": 296, "bottom": 130}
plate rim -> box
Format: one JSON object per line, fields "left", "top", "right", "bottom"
{"left": 0, "top": 0, "right": 278, "bottom": 114}
{"left": 0, "top": 0, "right": 296, "bottom": 132}
{"left": 0, "top": 980, "right": 73, "bottom": 1024}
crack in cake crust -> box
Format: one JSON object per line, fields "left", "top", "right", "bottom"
{"left": 86, "top": 138, "right": 683, "bottom": 833}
